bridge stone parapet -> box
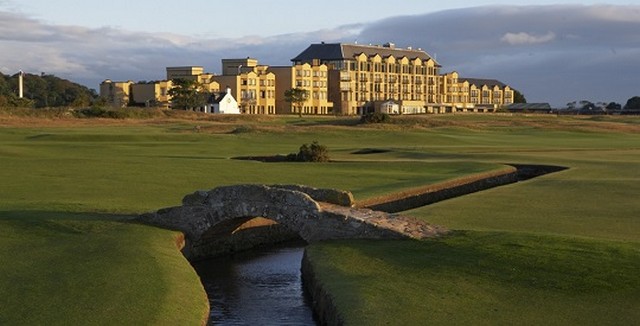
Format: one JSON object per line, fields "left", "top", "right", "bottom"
{"left": 138, "top": 184, "right": 444, "bottom": 260}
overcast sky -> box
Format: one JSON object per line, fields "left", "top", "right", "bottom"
{"left": 1, "top": 0, "right": 638, "bottom": 107}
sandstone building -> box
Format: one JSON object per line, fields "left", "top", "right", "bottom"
{"left": 214, "top": 58, "right": 276, "bottom": 114}
{"left": 292, "top": 42, "right": 442, "bottom": 115}
{"left": 270, "top": 63, "right": 333, "bottom": 115}
{"left": 100, "top": 41, "right": 516, "bottom": 114}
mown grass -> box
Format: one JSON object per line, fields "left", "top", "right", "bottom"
{"left": 298, "top": 115, "right": 640, "bottom": 324}
{"left": 1, "top": 113, "right": 639, "bottom": 325}
{"left": 0, "top": 217, "right": 208, "bottom": 325}
{"left": 306, "top": 232, "right": 640, "bottom": 325}
{"left": 0, "top": 116, "right": 504, "bottom": 325}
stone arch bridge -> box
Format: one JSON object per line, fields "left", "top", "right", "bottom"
{"left": 138, "top": 184, "right": 444, "bottom": 260}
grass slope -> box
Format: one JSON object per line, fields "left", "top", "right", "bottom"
{"left": 0, "top": 217, "right": 208, "bottom": 325}
{"left": 306, "top": 232, "right": 640, "bottom": 325}
{"left": 0, "top": 115, "right": 503, "bottom": 324}
{"left": 1, "top": 114, "right": 639, "bottom": 324}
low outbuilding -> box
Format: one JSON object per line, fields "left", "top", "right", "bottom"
{"left": 206, "top": 87, "right": 240, "bottom": 114}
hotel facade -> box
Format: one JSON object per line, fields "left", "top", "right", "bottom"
{"left": 100, "top": 42, "right": 515, "bottom": 114}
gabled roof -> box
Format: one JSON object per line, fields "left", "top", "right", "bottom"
{"left": 461, "top": 78, "right": 507, "bottom": 88}
{"left": 292, "top": 42, "right": 437, "bottom": 65}
{"left": 209, "top": 92, "right": 230, "bottom": 104}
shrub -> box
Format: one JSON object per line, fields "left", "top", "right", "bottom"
{"left": 293, "top": 141, "right": 329, "bottom": 162}
{"left": 72, "top": 107, "right": 164, "bottom": 119}
{"left": 360, "top": 112, "right": 391, "bottom": 124}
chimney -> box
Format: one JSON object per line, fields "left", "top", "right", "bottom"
{"left": 226, "top": 86, "right": 232, "bottom": 94}
{"left": 18, "top": 70, "right": 24, "bottom": 98}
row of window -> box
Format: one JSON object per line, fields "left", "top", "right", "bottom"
{"left": 295, "top": 80, "right": 327, "bottom": 88}
{"left": 244, "top": 105, "right": 276, "bottom": 115}
{"left": 348, "top": 62, "right": 438, "bottom": 75}
{"left": 296, "top": 70, "right": 328, "bottom": 78}
{"left": 241, "top": 90, "right": 276, "bottom": 99}
{"left": 241, "top": 79, "right": 276, "bottom": 87}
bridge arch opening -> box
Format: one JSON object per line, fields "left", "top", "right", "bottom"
{"left": 192, "top": 216, "right": 305, "bottom": 259}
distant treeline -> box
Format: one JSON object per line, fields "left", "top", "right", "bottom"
{"left": 0, "top": 72, "right": 97, "bottom": 108}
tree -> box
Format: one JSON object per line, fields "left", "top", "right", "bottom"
{"left": 606, "top": 102, "right": 621, "bottom": 111}
{"left": 624, "top": 96, "right": 640, "bottom": 111}
{"left": 512, "top": 89, "right": 527, "bottom": 103}
{"left": 284, "top": 88, "right": 309, "bottom": 116}
{"left": 0, "top": 72, "right": 96, "bottom": 108}
{"left": 239, "top": 92, "right": 256, "bottom": 114}
{"left": 168, "top": 78, "right": 209, "bottom": 110}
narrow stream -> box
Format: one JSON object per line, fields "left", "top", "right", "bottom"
{"left": 192, "top": 241, "right": 317, "bottom": 325}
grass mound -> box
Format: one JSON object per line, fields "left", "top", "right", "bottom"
{"left": 0, "top": 217, "right": 208, "bottom": 325}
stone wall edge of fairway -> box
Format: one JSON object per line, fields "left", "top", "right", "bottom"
{"left": 359, "top": 167, "right": 519, "bottom": 213}
{"left": 301, "top": 249, "right": 344, "bottom": 326}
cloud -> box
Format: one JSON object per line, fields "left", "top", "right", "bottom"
{"left": 0, "top": 10, "right": 356, "bottom": 88}
{"left": 355, "top": 5, "right": 640, "bottom": 106}
{"left": 1, "top": 5, "right": 639, "bottom": 107}
{"left": 501, "top": 31, "right": 556, "bottom": 45}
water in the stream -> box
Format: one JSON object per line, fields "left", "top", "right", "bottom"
{"left": 192, "top": 241, "right": 317, "bottom": 325}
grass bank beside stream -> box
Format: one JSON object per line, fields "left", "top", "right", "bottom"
{"left": 1, "top": 112, "right": 638, "bottom": 324}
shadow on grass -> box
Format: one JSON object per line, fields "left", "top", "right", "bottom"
{"left": 0, "top": 210, "right": 141, "bottom": 236}
{"left": 0, "top": 210, "right": 135, "bottom": 221}
{"left": 285, "top": 118, "right": 361, "bottom": 127}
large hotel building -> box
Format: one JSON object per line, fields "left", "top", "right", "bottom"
{"left": 101, "top": 42, "right": 515, "bottom": 114}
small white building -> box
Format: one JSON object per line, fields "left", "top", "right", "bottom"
{"left": 206, "top": 87, "right": 240, "bottom": 114}
{"left": 379, "top": 100, "right": 400, "bottom": 115}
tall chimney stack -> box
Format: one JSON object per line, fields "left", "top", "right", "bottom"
{"left": 18, "top": 70, "right": 24, "bottom": 98}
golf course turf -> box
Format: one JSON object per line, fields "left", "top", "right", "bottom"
{"left": 1, "top": 111, "right": 638, "bottom": 324}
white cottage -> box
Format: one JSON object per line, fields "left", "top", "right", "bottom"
{"left": 206, "top": 87, "right": 240, "bottom": 114}
{"left": 379, "top": 100, "right": 400, "bottom": 115}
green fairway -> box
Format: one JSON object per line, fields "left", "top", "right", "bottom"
{"left": 0, "top": 115, "right": 503, "bottom": 325}
{"left": 305, "top": 232, "right": 640, "bottom": 325}
{"left": 1, "top": 113, "right": 639, "bottom": 324}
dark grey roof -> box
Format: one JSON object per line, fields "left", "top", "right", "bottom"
{"left": 460, "top": 78, "right": 507, "bottom": 88}
{"left": 292, "top": 42, "right": 437, "bottom": 64}
{"left": 209, "top": 92, "right": 227, "bottom": 104}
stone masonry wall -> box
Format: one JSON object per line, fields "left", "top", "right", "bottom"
{"left": 138, "top": 184, "right": 442, "bottom": 260}
{"left": 360, "top": 167, "right": 519, "bottom": 213}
